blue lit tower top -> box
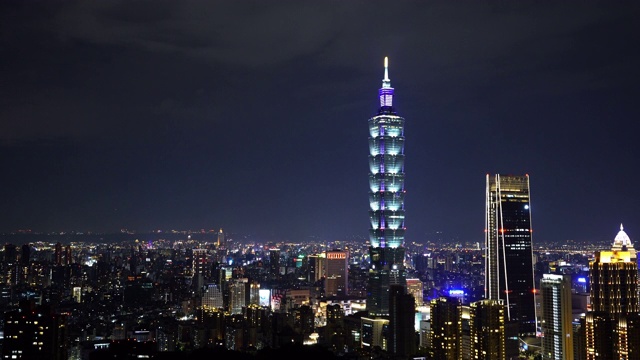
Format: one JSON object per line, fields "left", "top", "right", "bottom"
{"left": 368, "top": 57, "right": 406, "bottom": 248}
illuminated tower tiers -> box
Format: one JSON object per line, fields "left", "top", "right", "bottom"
{"left": 367, "top": 57, "right": 407, "bottom": 317}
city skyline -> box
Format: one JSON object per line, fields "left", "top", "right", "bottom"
{"left": 1, "top": 2, "right": 639, "bottom": 244}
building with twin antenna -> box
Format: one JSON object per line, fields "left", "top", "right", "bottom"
{"left": 485, "top": 174, "right": 536, "bottom": 337}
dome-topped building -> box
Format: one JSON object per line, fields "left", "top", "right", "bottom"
{"left": 587, "top": 224, "right": 640, "bottom": 359}
{"left": 611, "top": 223, "right": 636, "bottom": 260}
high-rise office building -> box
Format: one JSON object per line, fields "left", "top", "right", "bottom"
{"left": 585, "top": 312, "right": 615, "bottom": 360}
{"left": 3, "top": 244, "right": 17, "bottom": 285}
{"left": 18, "top": 245, "right": 30, "bottom": 285}
{"left": 361, "top": 316, "right": 390, "bottom": 350}
{"left": 3, "top": 300, "right": 68, "bottom": 360}
{"left": 586, "top": 225, "right": 639, "bottom": 360}
{"left": 469, "top": 299, "right": 507, "bottom": 360}
{"left": 54, "top": 242, "right": 63, "bottom": 266}
{"left": 20, "top": 244, "right": 30, "bottom": 265}
{"left": 269, "top": 249, "right": 281, "bottom": 279}
{"left": 367, "top": 57, "right": 407, "bottom": 317}
{"left": 4, "top": 244, "right": 17, "bottom": 264}
{"left": 430, "top": 296, "right": 460, "bottom": 360}
{"left": 201, "top": 283, "right": 224, "bottom": 311}
{"left": 460, "top": 305, "right": 471, "bottom": 360}
{"left": 307, "top": 253, "right": 325, "bottom": 284}
{"left": 389, "top": 285, "right": 416, "bottom": 357}
{"left": 589, "top": 226, "right": 638, "bottom": 317}
{"left": 229, "top": 278, "right": 248, "bottom": 314}
{"left": 327, "top": 303, "right": 345, "bottom": 324}
{"left": 618, "top": 313, "right": 640, "bottom": 360}
{"left": 326, "top": 250, "right": 348, "bottom": 297}
{"left": 248, "top": 281, "right": 260, "bottom": 306}
{"left": 216, "top": 228, "right": 227, "bottom": 262}
{"left": 64, "top": 245, "right": 72, "bottom": 265}
{"left": 192, "top": 248, "right": 209, "bottom": 289}
{"left": 129, "top": 246, "right": 138, "bottom": 276}
{"left": 574, "top": 318, "right": 587, "bottom": 360}
{"left": 217, "top": 228, "right": 225, "bottom": 247}
{"left": 406, "top": 278, "right": 424, "bottom": 307}
{"left": 485, "top": 174, "right": 536, "bottom": 336}
{"left": 293, "top": 305, "right": 315, "bottom": 337}
{"left": 540, "top": 274, "right": 574, "bottom": 360}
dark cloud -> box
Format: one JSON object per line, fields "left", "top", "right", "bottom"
{"left": 0, "top": 1, "right": 639, "bottom": 243}
{"left": 3, "top": 1, "right": 638, "bottom": 142}
{"left": 52, "top": 1, "right": 349, "bottom": 66}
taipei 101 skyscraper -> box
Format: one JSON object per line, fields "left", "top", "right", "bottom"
{"left": 367, "top": 57, "right": 407, "bottom": 317}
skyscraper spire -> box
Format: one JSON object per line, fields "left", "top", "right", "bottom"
{"left": 383, "top": 56, "right": 390, "bottom": 84}
{"left": 379, "top": 57, "right": 394, "bottom": 108}
{"left": 367, "top": 57, "right": 406, "bottom": 317}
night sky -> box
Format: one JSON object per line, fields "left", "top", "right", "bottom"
{"left": 1, "top": 1, "right": 639, "bottom": 244}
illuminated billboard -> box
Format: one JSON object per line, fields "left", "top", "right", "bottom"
{"left": 259, "top": 289, "right": 271, "bottom": 307}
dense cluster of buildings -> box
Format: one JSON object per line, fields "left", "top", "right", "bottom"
{"left": 0, "top": 59, "right": 637, "bottom": 360}
{"left": 0, "top": 227, "right": 636, "bottom": 360}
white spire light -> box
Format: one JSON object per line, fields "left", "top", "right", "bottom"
{"left": 384, "top": 56, "right": 389, "bottom": 81}
{"left": 379, "top": 57, "right": 394, "bottom": 106}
